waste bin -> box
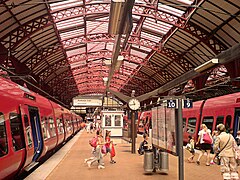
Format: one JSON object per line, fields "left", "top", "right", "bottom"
{"left": 144, "top": 150, "right": 153, "bottom": 173}
{"left": 159, "top": 151, "right": 169, "bottom": 174}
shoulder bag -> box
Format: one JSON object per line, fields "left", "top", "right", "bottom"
{"left": 215, "top": 135, "right": 230, "bottom": 165}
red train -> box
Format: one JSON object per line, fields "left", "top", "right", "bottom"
{"left": 135, "top": 93, "right": 240, "bottom": 144}
{"left": 183, "top": 92, "right": 240, "bottom": 143}
{"left": 0, "top": 76, "right": 82, "bottom": 179}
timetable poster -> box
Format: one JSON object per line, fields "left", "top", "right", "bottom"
{"left": 151, "top": 107, "right": 158, "bottom": 146}
{"left": 158, "top": 106, "right": 166, "bottom": 150}
{"left": 166, "top": 108, "right": 177, "bottom": 155}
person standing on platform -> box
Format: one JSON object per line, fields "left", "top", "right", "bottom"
{"left": 210, "top": 130, "right": 219, "bottom": 165}
{"left": 105, "top": 130, "right": 116, "bottom": 164}
{"left": 213, "top": 124, "right": 239, "bottom": 180}
{"left": 86, "top": 129, "right": 105, "bottom": 169}
{"left": 196, "top": 124, "right": 213, "bottom": 166}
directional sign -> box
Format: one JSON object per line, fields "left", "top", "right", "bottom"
{"left": 183, "top": 99, "right": 193, "bottom": 108}
{"left": 167, "top": 99, "right": 177, "bottom": 108}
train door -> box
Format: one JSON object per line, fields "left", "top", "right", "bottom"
{"left": 19, "top": 105, "right": 35, "bottom": 167}
{"left": 233, "top": 109, "right": 240, "bottom": 137}
{"left": 28, "top": 107, "right": 43, "bottom": 161}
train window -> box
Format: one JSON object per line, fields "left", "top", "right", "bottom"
{"left": 183, "top": 118, "right": 186, "bottom": 132}
{"left": 202, "top": 116, "right": 214, "bottom": 132}
{"left": 9, "top": 113, "right": 25, "bottom": 151}
{"left": 57, "top": 118, "right": 64, "bottom": 134}
{"left": 105, "top": 115, "right": 111, "bottom": 126}
{"left": 42, "top": 117, "right": 50, "bottom": 139}
{"left": 0, "top": 112, "right": 8, "bottom": 157}
{"left": 225, "top": 115, "right": 232, "bottom": 132}
{"left": 216, "top": 116, "right": 224, "bottom": 129}
{"left": 114, "top": 115, "right": 121, "bottom": 126}
{"left": 187, "top": 118, "right": 196, "bottom": 134}
{"left": 49, "top": 117, "right": 56, "bottom": 137}
{"left": 24, "top": 115, "right": 33, "bottom": 147}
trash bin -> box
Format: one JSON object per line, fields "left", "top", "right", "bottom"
{"left": 159, "top": 151, "right": 169, "bottom": 174}
{"left": 144, "top": 150, "right": 153, "bottom": 173}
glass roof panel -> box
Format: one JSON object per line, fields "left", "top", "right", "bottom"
{"left": 141, "top": 31, "right": 161, "bottom": 43}
{"left": 87, "top": 20, "right": 108, "bottom": 34}
{"left": 66, "top": 47, "right": 85, "bottom": 57}
{"left": 50, "top": 0, "right": 83, "bottom": 11}
{"left": 56, "top": 17, "right": 84, "bottom": 31}
{"left": 158, "top": 3, "right": 185, "bottom": 17}
{"left": 143, "top": 17, "right": 173, "bottom": 35}
{"left": 60, "top": 29, "right": 85, "bottom": 40}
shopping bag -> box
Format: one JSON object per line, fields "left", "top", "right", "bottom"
{"left": 101, "top": 145, "right": 107, "bottom": 154}
{"left": 110, "top": 144, "right": 116, "bottom": 157}
{"left": 203, "top": 133, "right": 212, "bottom": 144}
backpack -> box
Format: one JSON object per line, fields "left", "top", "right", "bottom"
{"left": 89, "top": 136, "right": 98, "bottom": 147}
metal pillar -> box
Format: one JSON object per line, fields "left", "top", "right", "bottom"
{"left": 177, "top": 98, "right": 184, "bottom": 180}
{"left": 131, "top": 110, "right": 136, "bottom": 153}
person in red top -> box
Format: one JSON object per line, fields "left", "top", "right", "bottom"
{"left": 105, "top": 130, "right": 116, "bottom": 164}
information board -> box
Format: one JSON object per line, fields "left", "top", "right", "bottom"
{"left": 151, "top": 105, "right": 177, "bottom": 155}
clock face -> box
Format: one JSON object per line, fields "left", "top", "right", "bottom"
{"left": 128, "top": 98, "right": 140, "bottom": 110}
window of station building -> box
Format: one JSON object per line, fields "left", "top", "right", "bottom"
{"left": 105, "top": 115, "right": 111, "bottom": 126}
{"left": 24, "top": 115, "right": 32, "bottom": 147}
{"left": 57, "top": 118, "right": 64, "bottom": 134}
{"left": 49, "top": 117, "right": 56, "bottom": 137}
{"left": 202, "top": 116, "right": 214, "bottom": 131}
{"left": 187, "top": 118, "right": 196, "bottom": 134}
{"left": 215, "top": 116, "right": 224, "bottom": 129}
{"left": 114, "top": 115, "right": 121, "bottom": 126}
{"left": 0, "top": 112, "right": 8, "bottom": 157}
{"left": 225, "top": 115, "right": 232, "bottom": 132}
{"left": 9, "top": 113, "right": 25, "bottom": 151}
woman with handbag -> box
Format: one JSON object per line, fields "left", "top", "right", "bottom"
{"left": 213, "top": 124, "right": 239, "bottom": 180}
{"left": 196, "top": 124, "right": 213, "bottom": 166}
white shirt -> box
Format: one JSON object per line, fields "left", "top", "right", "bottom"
{"left": 198, "top": 129, "right": 211, "bottom": 144}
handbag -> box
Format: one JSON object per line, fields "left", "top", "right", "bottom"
{"left": 203, "top": 132, "right": 212, "bottom": 144}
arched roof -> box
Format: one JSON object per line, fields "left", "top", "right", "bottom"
{"left": 0, "top": 0, "right": 239, "bottom": 107}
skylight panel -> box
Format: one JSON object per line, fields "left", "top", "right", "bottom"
{"left": 106, "top": 42, "right": 114, "bottom": 51}
{"left": 50, "top": 0, "right": 82, "bottom": 11}
{"left": 158, "top": 3, "right": 185, "bottom": 17}
{"left": 124, "top": 61, "right": 138, "bottom": 69}
{"left": 131, "top": 50, "right": 146, "bottom": 59}
{"left": 56, "top": 17, "right": 84, "bottom": 30}
{"left": 66, "top": 48, "right": 85, "bottom": 57}
{"left": 141, "top": 31, "right": 160, "bottom": 43}
{"left": 143, "top": 18, "right": 172, "bottom": 35}
{"left": 87, "top": 42, "right": 105, "bottom": 52}
{"left": 177, "top": 0, "right": 194, "bottom": 5}
{"left": 87, "top": 21, "right": 108, "bottom": 34}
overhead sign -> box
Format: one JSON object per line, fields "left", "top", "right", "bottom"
{"left": 73, "top": 98, "right": 102, "bottom": 106}
{"left": 183, "top": 99, "right": 193, "bottom": 108}
{"left": 167, "top": 99, "right": 178, "bottom": 108}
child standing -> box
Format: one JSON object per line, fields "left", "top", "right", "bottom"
{"left": 186, "top": 135, "right": 195, "bottom": 163}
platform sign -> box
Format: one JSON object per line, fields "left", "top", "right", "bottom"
{"left": 167, "top": 99, "right": 178, "bottom": 108}
{"left": 183, "top": 99, "right": 193, "bottom": 108}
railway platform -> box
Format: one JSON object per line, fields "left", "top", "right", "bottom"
{"left": 25, "top": 129, "right": 228, "bottom": 180}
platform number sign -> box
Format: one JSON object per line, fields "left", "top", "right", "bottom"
{"left": 167, "top": 99, "right": 177, "bottom": 108}
{"left": 183, "top": 99, "right": 193, "bottom": 108}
